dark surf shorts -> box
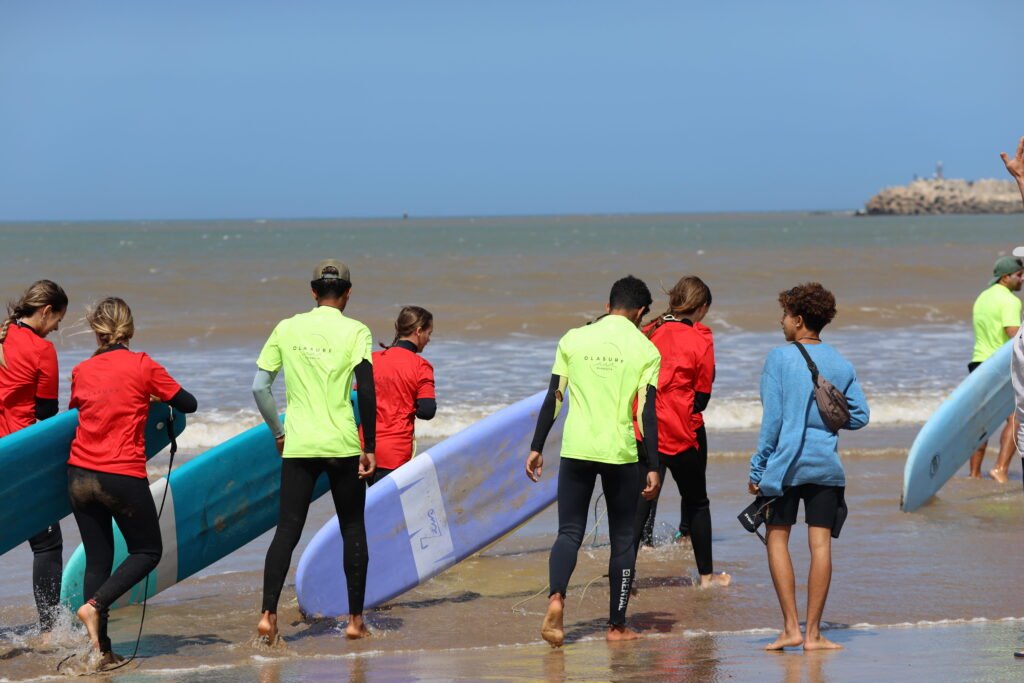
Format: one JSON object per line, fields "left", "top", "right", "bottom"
{"left": 766, "top": 483, "right": 846, "bottom": 536}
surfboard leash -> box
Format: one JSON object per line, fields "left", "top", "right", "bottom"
{"left": 97, "top": 404, "right": 179, "bottom": 674}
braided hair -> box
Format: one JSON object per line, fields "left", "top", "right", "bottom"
{"left": 0, "top": 280, "right": 69, "bottom": 344}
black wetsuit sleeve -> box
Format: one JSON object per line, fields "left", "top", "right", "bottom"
{"left": 168, "top": 388, "right": 198, "bottom": 414}
{"left": 693, "top": 391, "right": 711, "bottom": 414}
{"left": 530, "top": 374, "right": 562, "bottom": 453}
{"left": 354, "top": 359, "right": 376, "bottom": 452}
{"left": 415, "top": 397, "right": 437, "bottom": 420}
{"left": 641, "top": 385, "right": 659, "bottom": 470}
{"left": 34, "top": 397, "right": 58, "bottom": 421}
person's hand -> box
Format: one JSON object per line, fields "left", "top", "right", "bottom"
{"left": 641, "top": 470, "right": 661, "bottom": 501}
{"left": 358, "top": 452, "right": 376, "bottom": 479}
{"left": 748, "top": 481, "right": 760, "bottom": 495}
{"left": 1000, "top": 136, "right": 1024, "bottom": 182}
{"left": 526, "top": 451, "right": 543, "bottom": 482}
{"left": 274, "top": 434, "right": 285, "bottom": 455}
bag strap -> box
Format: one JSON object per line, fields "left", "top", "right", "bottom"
{"left": 792, "top": 341, "right": 820, "bottom": 385}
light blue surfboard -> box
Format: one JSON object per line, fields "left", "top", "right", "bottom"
{"left": 61, "top": 392, "right": 361, "bottom": 609}
{"left": 901, "top": 341, "right": 1014, "bottom": 512}
{"left": 295, "top": 389, "right": 566, "bottom": 617}
{"left": 0, "top": 404, "right": 186, "bottom": 557}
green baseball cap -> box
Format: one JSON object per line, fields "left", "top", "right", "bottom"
{"left": 312, "top": 259, "right": 351, "bottom": 283}
{"left": 989, "top": 255, "right": 1023, "bottom": 286}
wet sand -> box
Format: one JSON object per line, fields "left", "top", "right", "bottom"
{"left": 2, "top": 445, "right": 1022, "bottom": 681}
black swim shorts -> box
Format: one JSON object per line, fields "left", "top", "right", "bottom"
{"left": 766, "top": 483, "right": 846, "bottom": 532}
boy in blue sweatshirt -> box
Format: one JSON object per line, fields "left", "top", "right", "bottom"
{"left": 749, "top": 283, "right": 869, "bottom": 651}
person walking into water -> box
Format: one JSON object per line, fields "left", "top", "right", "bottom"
{"left": 631, "top": 276, "right": 730, "bottom": 589}
{"left": 253, "top": 260, "right": 376, "bottom": 643}
{"left": 367, "top": 306, "right": 436, "bottom": 485}
{"left": 0, "top": 281, "right": 68, "bottom": 639}
{"left": 68, "top": 297, "right": 198, "bottom": 667}
{"left": 526, "top": 275, "right": 662, "bottom": 647}
{"left": 968, "top": 254, "right": 1023, "bottom": 482}
{"left": 748, "top": 283, "right": 869, "bottom": 651}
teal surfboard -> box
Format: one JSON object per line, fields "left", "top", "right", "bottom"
{"left": 0, "top": 404, "right": 186, "bottom": 557}
{"left": 61, "top": 392, "right": 360, "bottom": 609}
{"left": 901, "top": 341, "right": 1014, "bottom": 512}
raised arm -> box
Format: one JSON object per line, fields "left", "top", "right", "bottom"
{"left": 1000, "top": 135, "right": 1024, "bottom": 206}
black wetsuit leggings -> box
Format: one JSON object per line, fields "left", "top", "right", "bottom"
{"left": 632, "top": 442, "right": 714, "bottom": 576}
{"left": 262, "top": 457, "right": 368, "bottom": 614}
{"left": 27, "top": 523, "right": 62, "bottom": 632}
{"left": 549, "top": 457, "right": 640, "bottom": 626}
{"left": 68, "top": 465, "right": 162, "bottom": 653}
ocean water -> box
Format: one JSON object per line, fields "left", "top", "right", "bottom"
{"left": 2, "top": 213, "right": 1023, "bottom": 680}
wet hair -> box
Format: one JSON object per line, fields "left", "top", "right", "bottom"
{"left": 87, "top": 297, "right": 135, "bottom": 355}
{"left": 646, "top": 275, "right": 712, "bottom": 338}
{"left": 382, "top": 305, "right": 434, "bottom": 349}
{"left": 778, "top": 282, "right": 836, "bottom": 333}
{"left": 0, "top": 280, "right": 69, "bottom": 344}
{"left": 608, "top": 275, "right": 653, "bottom": 312}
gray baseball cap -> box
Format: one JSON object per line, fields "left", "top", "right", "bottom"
{"left": 312, "top": 259, "right": 351, "bottom": 283}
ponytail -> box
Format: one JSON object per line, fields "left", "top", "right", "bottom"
{"left": 380, "top": 305, "right": 433, "bottom": 349}
{"left": 86, "top": 297, "right": 135, "bottom": 355}
{"left": 1, "top": 280, "right": 69, "bottom": 344}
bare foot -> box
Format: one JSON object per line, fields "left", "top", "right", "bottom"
{"left": 95, "top": 650, "right": 125, "bottom": 671}
{"left": 606, "top": 624, "right": 641, "bottom": 642}
{"left": 76, "top": 602, "right": 102, "bottom": 651}
{"left": 989, "top": 468, "right": 1009, "bottom": 484}
{"left": 255, "top": 611, "right": 280, "bottom": 647}
{"left": 345, "top": 615, "right": 371, "bottom": 640}
{"left": 765, "top": 631, "right": 803, "bottom": 650}
{"left": 540, "top": 595, "right": 565, "bottom": 648}
{"left": 699, "top": 572, "right": 732, "bottom": 589}
{"left": 803, "top": 634, "right": 843, "bottom": 651}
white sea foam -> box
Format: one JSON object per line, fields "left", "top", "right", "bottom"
{"left": 176, "top": 388, "right": 943, "bottom": 451}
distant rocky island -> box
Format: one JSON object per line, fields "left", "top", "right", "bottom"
{"left": 863, "top": 178, "right": 1023, "bottom": 215}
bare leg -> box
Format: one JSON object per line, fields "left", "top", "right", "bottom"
{"left": 76, "top": 602, "right": 102, "bottom": 651}
{"left": 969, "top": 443, "right": 986, "bottom": 479}
{"left": 990, "top": 417, "right": 1015, "bottom": 483}
{"left": 345, "top": 614, "right": 371, "bottom": 639}
{"left": 541, "top": 594, "right": 565, "bottom": 647}
{"left": 764, "top": 525, "right": 803, "bottom": 650}
{"left": 803, "top": 526, "right": 841, "bottom": 651}
{"left": 256, "top": 610, "right": 279, "bottom": 644}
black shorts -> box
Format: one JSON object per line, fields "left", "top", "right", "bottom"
{"left": 766, "top": 484, "right": 846, "bottom": 533}
{"left": 967, "top": 362, "right": 981, "bottom": 374}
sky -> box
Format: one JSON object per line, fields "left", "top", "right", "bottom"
{"left": 1, "top": 1, "right": 1021, "bottom": 221}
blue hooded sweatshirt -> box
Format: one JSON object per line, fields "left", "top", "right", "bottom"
{"left": 749, "top": 342, "right": 869, "bottom": 497}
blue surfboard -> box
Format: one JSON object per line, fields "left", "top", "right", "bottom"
{"left": 901, "top": 341, "right": 1014, "bottom": 512}
{"left": 61, "top": 392, "right": 361, "bottom": 609}
{"left": 295, "top": 389, "right": 566, "bottom": 617}
{"left": 0, "top": 404, "right": 186, "bottom": 557}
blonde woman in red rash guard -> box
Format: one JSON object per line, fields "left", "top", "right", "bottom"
{"left": 633, "top": 276, "right": 730, "bottom": 589}
{"left": 367, "top": 306, "right": 436, "bottom": 485}
{"left": 0, "top": 280, "right": 67, "bottom": 638}
{"left": 67, "top": 298, "right": 197, "bottom": 667}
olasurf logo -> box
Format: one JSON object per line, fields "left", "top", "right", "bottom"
{"left": 584, "top": 342, "right": 624, "bottom": 378}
